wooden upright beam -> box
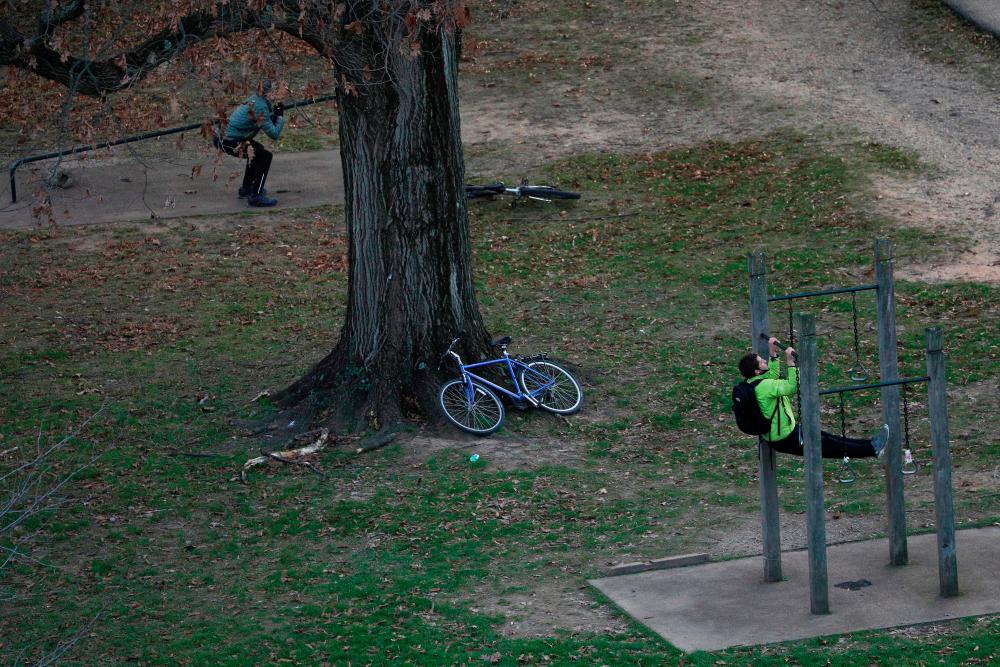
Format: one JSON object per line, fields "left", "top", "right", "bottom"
{"left": 748, "top": 252, "right": 782, "bottom": 582}
{"left": 926, "top": 327, "right": 959, "bottom": 597}
{"left": 874, "top": 238, "right": 907, "bottom": 566}
{"left": 797, "top": 312, "right": 829, "bottom": 615}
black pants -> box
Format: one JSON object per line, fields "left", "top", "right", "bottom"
{"left": 764, "top": 426, "right": 875, "bottom": 459}
{"left": 220, "top": 138, "right": 272, "bottom": 196}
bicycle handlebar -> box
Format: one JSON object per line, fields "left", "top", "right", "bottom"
{"left": 439, "top": 333, "right": 465, "bottom": 369}
{"left": 472, "top": 183, "right": 506, "bottom": 193}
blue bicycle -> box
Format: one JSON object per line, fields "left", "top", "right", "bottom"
{"left": 438, "top": 334, "right": 584, "bottom": 435}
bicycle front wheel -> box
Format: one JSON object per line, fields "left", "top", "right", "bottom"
{"left": 438, "top": 379, "right": 505, "bottom": 434}
{"left": 519, "top": 185, "right": 581, "bottom": 201}
{"left": 519, "top": 361, "right": 583, "bottom": 414}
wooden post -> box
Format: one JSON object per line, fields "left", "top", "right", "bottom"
{"left": 874, "top": 239, "right": 907, "bottom": 566}
{"left": 926, "top": 327, "right": 959, "bottom": 597}
{"left": 797, "top": 312, "right": 830, "bottom": 614}
{"left": 749, "top": 252, "right": 782, "bottom": 582}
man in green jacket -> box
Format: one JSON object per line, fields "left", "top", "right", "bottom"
{"left": 738, "top": 337, "right": 888, "bottom": 459}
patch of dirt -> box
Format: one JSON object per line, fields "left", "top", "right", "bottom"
{"left": 473, "top": 580, "right": 631, "bottom": 638}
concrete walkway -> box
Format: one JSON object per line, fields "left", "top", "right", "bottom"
{"left": 944, "top": 0, "right": 1000, "bottom": 37}
{"left": 0, "top": 149, "right": 344, "bottom": 229}
{"left": 591, "top": 527, "right": 1000, "bottom": 653}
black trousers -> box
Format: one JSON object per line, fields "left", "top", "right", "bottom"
{"left": 220, "top": 138, "right": 272, "bottom": 196}
{"left": 764, "top": 426, "right": 875, "bottom": 459}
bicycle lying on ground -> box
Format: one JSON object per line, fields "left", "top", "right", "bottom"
{"left": 464, "top": 179, "right": 581, "bottom": 205}
{"left": 438, "top": 334, "right": 584, "bottom": 434}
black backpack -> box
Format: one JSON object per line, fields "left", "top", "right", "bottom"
{"left": 731, "top": 379, "right": 778, "bottom": 436}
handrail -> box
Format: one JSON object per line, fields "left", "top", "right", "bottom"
{"left": 8, "top": 93, "right": 337, "bottom": 204}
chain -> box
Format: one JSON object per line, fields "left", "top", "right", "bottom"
{"left": 902, "top": 384, "right": 911, "bottom": 450}
{"left": 788, "top": 301, "right": 801, "bottom": 419}
{"left": 849, "top": 292, "right": 869, "bottom": 382}
{"left": 839, "top": 392, "right": 847, "bottom": 438}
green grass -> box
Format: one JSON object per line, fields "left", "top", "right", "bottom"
{"left": 2, "top": 130, "right": 998, "bottom": 665}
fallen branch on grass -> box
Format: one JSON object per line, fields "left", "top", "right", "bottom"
{"left": 262, "top": 450, "right": 326, "bottom": 479}
{"left": 241, "top": 428, "right": 330, "bottom": 483}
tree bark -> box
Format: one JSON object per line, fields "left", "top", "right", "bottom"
{"left": 272, "top": 18, "right": 490, "bottom": 430}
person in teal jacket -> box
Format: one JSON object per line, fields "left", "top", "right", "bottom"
{"left": 219, "top": 80, "right": 286, "bottom": 207}
{"left": 738, "top": 337, "right": 888, "bottom": 459}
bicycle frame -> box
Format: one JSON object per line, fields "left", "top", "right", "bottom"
{"left": 446, "top": 348, "right": 555, "bottom": 406}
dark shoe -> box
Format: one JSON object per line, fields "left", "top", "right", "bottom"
{"left": 238, "top": 187, "right": 266, "bottom": 199}
{"left": 248, "top": 194, "right": 277, "bottom": 207}
{"left": 871, "top": 423, "right": 889, "bottom": 459}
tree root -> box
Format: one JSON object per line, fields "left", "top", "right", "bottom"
{"left": 353, "top": 428, "right": 399, "bottom": 454}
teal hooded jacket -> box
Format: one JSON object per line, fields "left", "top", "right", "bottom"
{"left": 224, "top": 94, "right": 285, "bottom": 142}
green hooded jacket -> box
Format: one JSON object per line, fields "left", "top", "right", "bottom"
{"left": 749, "top": 357, "right": 798, "bottom": 442}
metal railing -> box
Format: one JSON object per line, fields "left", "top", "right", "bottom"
{"left": 8, "top": 93, "right": 337, "bottom": 204}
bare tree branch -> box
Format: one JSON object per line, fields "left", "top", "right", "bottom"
{"left": 0, "top": 1, "right": 337, "bottom": 96}
{"left": 2, "top": 406, "right": 109, "bottom": 664}
{"left": 1, "top": 405, "right": 107, "bottom": 557}
{"left": 37, "top": 0, "right": 86, "bottom": 36}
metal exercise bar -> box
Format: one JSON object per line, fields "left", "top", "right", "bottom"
{"left": 819, "top": 375, "right": 929, "bottom": 397}
{"left": 10, "top": 122, "right": 199, "bottom": 204}
{"left": 8, "top": 93, "right": 337, "bottom": 204}
{"left": 768, "top": 284, "right": 878, "bottom": 303}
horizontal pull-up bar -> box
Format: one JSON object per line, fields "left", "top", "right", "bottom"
{"left": 768, "top": 284, "right": 878, "bottom": 303}
{"left": 819, "top": 375, "right": 929, "bottom": 396}
{"left": 8, "top": 93, "right": 337, "bottom": 204}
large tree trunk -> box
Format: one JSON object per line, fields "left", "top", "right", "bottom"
{"left": 273, "top": 17, "right": 490, "bottom": 431}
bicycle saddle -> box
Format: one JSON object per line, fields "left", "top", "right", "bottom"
{"left": 492, "top": 335, "right": 512, "bottom": 347}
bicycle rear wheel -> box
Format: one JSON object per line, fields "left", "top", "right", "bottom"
{"left": 519, "top": 185, "right": 581, "bottom": 201}
{"left": 438, "top": 379, "right": 505, "bottom": 434}
{"left": 519, "top": 361, "right": 583, "bottom": 414}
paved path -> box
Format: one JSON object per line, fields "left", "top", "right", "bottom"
{"left": 944, "top": 1, "right": 1000, "bottom": 37}
{"left": 0, "top": 149, "right": 344, "bottom": 229}
{"left": 592, "top": 527, "right": 1000, "bottom": 653}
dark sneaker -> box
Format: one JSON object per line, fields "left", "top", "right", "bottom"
{"left": 871, "top": 423, "right": 889, "bottom": 459}
{"left": 248, "top": 194, "right": 277, "bottom": 207}
{"left": 238, "top": 187, "right": 266, "bottom": 199}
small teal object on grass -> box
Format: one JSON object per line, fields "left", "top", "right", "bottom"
{"left": 469, "top": 454, "right": 480, "bottom": 463}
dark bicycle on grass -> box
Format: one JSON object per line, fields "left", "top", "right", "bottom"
{"left": 464, "top": 179, "right": 581, "bottom": 206}
{"left": 438, "top": 334, "right": 584, "bottom": 435}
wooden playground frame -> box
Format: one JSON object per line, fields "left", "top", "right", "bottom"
{"left": 747, "top": 239, "right": 958, "bottom": 614}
